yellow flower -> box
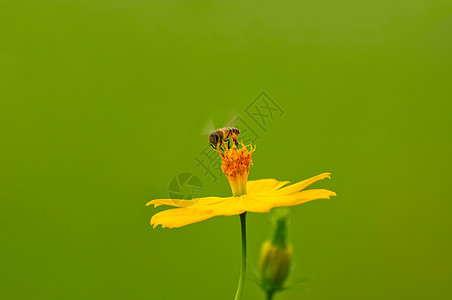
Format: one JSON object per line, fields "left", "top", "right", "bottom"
{"left": 147, "top": 143, "right": 336, "bottom": 228}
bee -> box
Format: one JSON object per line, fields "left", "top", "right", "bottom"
{"left": 209, "top": 127, "right": 240, "bottom": 150}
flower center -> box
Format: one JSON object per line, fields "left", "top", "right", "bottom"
{"left": 217, "top": 143, "right": 254, "bottom": 197}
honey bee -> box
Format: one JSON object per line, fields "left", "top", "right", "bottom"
{"left": 209, "top": 127, "right": 240, "bottom": 150}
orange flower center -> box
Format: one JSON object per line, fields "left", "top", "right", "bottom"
{"left": 218, "top": 143, "right": 255, "bottom": 197}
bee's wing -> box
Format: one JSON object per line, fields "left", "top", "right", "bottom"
{"left": 200, "top": 110, "right": 239, "bottom": 138}
{"left": 200, "top": 117, "right": 216, "bottom": 136}
{"left": 224, "top": 109, "right": 240, "bottom": 128}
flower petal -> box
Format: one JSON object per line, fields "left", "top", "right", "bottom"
{"left": 247, "top": 179, "right": 290, "bottom": 195}
{"left": 149, "top": 196, "right": 245, "bottom": 228}
{"left": 146, "top": 196, "right": 229, "bottom": 208}
{"left": 236, "top": 189, "right": 337, "bottom": 213}
{"left": 151, "top": 208, "right": 215, "bottom": 228}
{"left": 270, "top": 173, "right": 332, "bottom": 196}
{"left": 198, "top": 196, "right": 244, "bottom": 216}
{"left": 147, "top": 173, "right": 336, "bottom": 228}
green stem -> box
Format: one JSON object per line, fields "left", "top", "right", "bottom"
{"left": 234, "top": 212, "right": 247, "bottom": 300}
{"left": 266, "top": 290, "right": 275, "bottom": 300}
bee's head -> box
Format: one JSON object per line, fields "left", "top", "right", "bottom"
{"left": 209, "top": 132, "right": 220, "bottom": 147}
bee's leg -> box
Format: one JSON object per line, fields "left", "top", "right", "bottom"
{"left": 227, "top": 139, "right": 231, "bottom": 149}
{"left": 210, "top": 144, "right": 217, "bottom": 150}
{"left": 232, "top": 137, "right": 239, "bottom": 147}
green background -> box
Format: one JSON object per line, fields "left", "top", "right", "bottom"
{"left": 1, "top": 0, "right": 451, "bottom": 299}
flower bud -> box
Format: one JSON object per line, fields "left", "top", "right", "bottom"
{"left": 259, "top": 217, "right": 292, "bottom": 292}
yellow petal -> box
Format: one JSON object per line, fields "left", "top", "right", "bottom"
{"left": 236, "top": 189, "right": 336, "bottom": 213}
{"left": 146, "top": 198, "right": 196, "bottom": 208}
{"left": 151, "top": 207, "right": 215, "bottom": 229}
{"left": 150, "top": 197, "right": 245, "bottom": 228}
{"left": 147, "top": 173, "right": 335, "bottom": 228}
{"left": 146, "top": 196, "right": 229, "bottom": 208}
{"left": 198, "top": 196, "right": 244, "bottom": 216}
{"left": 269, "top": 173, "right": 332, "bottom": 196}
{"left": 247, "top": 179, "right": 290, "bottom": 195}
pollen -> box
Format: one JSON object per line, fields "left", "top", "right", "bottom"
{"left": 219, "top": 142, "right": 255, "bottom": 177}
{"left": 216, "top": 143, "right": 255, "bottom": 197}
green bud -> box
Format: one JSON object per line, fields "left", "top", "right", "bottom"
{"left": 258, "top": 217, "right": 292, "bottom": 292}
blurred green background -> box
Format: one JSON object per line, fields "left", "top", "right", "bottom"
{"left": 1, "top": 0, "right": 451, "bottom": 299}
